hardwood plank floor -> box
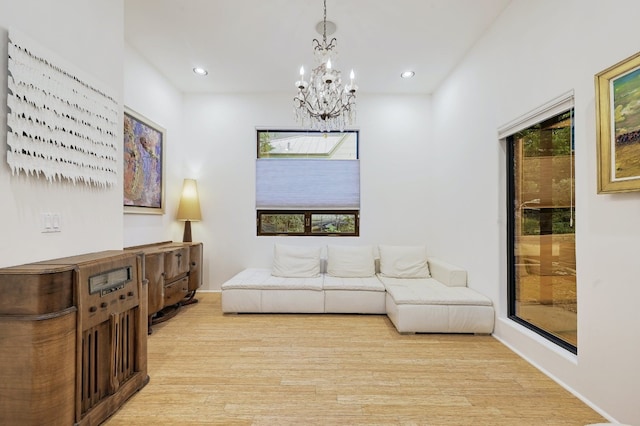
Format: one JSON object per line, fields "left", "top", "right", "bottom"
{"left": 104, "top": 292, "right": 605, "bottom": 425}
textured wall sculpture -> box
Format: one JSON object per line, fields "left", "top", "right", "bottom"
{"left": 6, "top": 30, "right": 119, "bottom": 187}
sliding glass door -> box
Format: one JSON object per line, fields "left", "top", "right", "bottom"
{"left": 507, "top": 109, "right": 577, "bottom": 353}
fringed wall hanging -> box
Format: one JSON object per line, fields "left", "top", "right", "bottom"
{"left": 6, "top": 29, "right": 119, "bottom": 187}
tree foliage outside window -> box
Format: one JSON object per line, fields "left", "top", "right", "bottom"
{"left": 258, "top": 132, "right": 274, "bottom": 156}
{"left": 260, "top": 213, "right": 305, "bottom": 234}
{"left": 258, "top": 211, "right": 359, "bottom": 236}
{"left": 519, "top": 111, "right": 573, "bottom": 157}
{"left": 311, "top": 213, "right": 356, "bottom": 234}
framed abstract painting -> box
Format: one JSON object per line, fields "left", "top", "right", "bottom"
{"left": 123, "top": 108, "right": 166, "bottom": 213}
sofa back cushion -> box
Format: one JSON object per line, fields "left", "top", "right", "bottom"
{"left": 326, "top": 245, "right": 376, "bottom": 277}
{"left": 378, "top": 245, "right": 430, "bottom": 278}
{"left": 272, "top": 244, "right": 321, "bottom": 277}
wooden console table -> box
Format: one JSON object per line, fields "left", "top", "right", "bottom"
{"left": 0, "top": 251, "right": 149, "bottom": 426}
{"left": 125, "top": 241, "right": 203, "bottom": 331}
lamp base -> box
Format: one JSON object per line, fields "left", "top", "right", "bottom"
{"left": 182, "top": 220, "right": 193, "bottom": 243}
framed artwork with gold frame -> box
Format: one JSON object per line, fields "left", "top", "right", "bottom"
{"left": 123, "top": 107, "right": 166, "bottom": 214}
{"left": 595, "top": 51, "right": 640, "bottom": 193}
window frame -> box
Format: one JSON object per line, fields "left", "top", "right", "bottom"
{"left": 256, "top": 129, "right": 360, "bottom": 237}
{"left": 256, "top": 129, "right": 359, "bottom": 159}
{"left": 257, "top": 210, "right": 360, "bottom": 237}
{"left": 506, "top": 107, "right": 577, "bottom": 355}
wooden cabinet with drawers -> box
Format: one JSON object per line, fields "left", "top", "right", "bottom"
{"left": 125, "top": 241, "right": 203, "bottom": 328}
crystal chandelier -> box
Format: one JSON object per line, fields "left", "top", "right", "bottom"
{"left": 294, "top": 0, "right": 357, "bottom": 132}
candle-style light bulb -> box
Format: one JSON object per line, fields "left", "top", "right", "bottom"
{"left": 326, "top": 59, "right": 332, "bottom": 70}
{"left": 347, "top": 69, "right": 358, "bottom": 94}
{"left": 296, "top": 66, "right": 308, "bottom": 90}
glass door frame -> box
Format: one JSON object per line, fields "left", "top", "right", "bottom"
{"left": 506, "top": 117, "right": 577, "bottom": 355}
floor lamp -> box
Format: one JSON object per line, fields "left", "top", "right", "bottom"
{"left": 176, "top": 178, "right": 202, "bottom": 243}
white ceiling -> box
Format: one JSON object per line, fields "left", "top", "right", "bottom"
{"left": 124, "top": 0, "right": 511, "bottom": 95}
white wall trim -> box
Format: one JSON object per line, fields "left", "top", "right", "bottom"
{"left": 497, "top": 90, "right": 575, "bottom": 139}
{"left": 494, "top": 334, "right": 619, "bottom": 423}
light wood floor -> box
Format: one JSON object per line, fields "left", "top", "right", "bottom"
{"left": 104, "top": 292, "right": 605, "bottom": 425}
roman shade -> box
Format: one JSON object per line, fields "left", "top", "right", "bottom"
{"left": 256, "top": 159, "right": 360, "bottom": 209}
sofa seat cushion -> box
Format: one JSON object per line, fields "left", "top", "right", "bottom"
{"left": 323, "top": 275, "right": 386, "bottom": 292}
{"left": 380, "top": 276, "right": 492, "bottom": 306}
{"left": 221, "top": 268, "right": 323, "bottom": 291}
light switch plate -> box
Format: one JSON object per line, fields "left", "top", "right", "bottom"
{"left": 41, "top": 212, "right": 61, "bottom": 233}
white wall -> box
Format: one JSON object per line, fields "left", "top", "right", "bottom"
{"left": 181, "top": 92, "right": 433, "bottom": 290}
{"left": 0, "top": 0, "right": 124, "bottom": 267}
{"left": 430, "top": 0, "right": 640, "bottom": 423}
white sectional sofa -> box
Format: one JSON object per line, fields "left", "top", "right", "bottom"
{"left": 380, "top": 257, "right": 494, "bottom": 334}
{"left": 221, "top": 244, "right": 494, "bottom": 334}
{"left": 221, "top": 268, "right": 386, "bottom": 314}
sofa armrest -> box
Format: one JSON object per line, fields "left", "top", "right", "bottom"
{"left": 427, "top": 257, "right": 467, "bottom": 287}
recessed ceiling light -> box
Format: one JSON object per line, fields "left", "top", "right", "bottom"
{"left": 193, "top": 67, "right": 208, "bottom": 76}
{"left": 401, "top": 71, "right": 415, "bottom": 79}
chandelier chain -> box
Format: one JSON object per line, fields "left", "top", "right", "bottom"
{"left": 322, "top": 0, "right": 327, "bottom": 46}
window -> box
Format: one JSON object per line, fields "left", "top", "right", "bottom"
{"left": 503, "top": 93, "right": 577, "bottom": 353}
{"left": 256, "top": 130, "right": 359, "bottom": 236}
{"left": 257, "top": 210, "right": 359, "bottom": 236}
